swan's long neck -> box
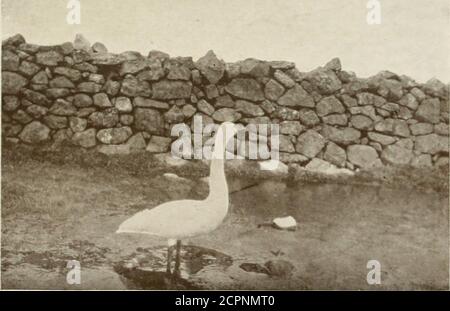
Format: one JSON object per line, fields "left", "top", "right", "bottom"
{"left": 206, "top": 126, "right": 230, "bottom": 209}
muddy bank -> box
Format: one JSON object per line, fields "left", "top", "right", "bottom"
{"left": 1, "top": 147, "right": 449, "bottom": 289}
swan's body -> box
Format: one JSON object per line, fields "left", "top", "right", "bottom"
{"left": 116, "top": 122, "right": 236, "bottom": 275}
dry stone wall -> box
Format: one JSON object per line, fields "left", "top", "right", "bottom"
{"left": 2, "top": 34, "right": 449, "bottom": 170}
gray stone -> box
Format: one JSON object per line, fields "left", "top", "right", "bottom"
{"left": 165, "top": 106, "right": 185, "bottom": 124}
{"left": 235, "top": 100, "right": 264, "bottom": 117}
{"left": 134, "top": 108, "right": 164, "bottom": 134}
{"left": 152, "top": 80, "right": 192, "bottom": 99}
{"left": 264, "top": 79, "right": 285, "bottom": 101}
{"left": 97, "top": 126, "right": 133, "bottom": 144}
{"left": 347, "top": 145, "right": 381, "bottom": 169}
{"left": 295, "top": 130, "right": 325, "bottom": 158}
{"left": 195, "top": 50, "right": 225, "bottom": 84}
{"left": 435, "top": 123, "right": 449, "bottom": 136}
{"left": 410, "top": 88, "right": 426, "bottom": 101}
{"left": 146, "top": 136, "right": 172, "bottom": 153}
{"left": 18, "top": 61, "right": 40, "bottom": 76}
{"left": 225, "top": 78, "right": 265, "bottom": 101}
{"left": 73, "top": 94, "right": 93, "bottom": 108}
{"left": 92, "top": 42, "right": 108, "bottom": 54}
{"left": 316, "top": 96, "right": 344, "bottom": 116}
{"left": 46, "top": 88, "right": 71, "bottom": 99}
{"left": 78, "top": 82, "right": 102, "bottom": 94}
{"left": 88, "top": 108, "right": 119, "bottom": 128}
{"left": 367, "top": 132, "right": 396, "bottom": 145}
{"left": 277, "top": 84, "right": 314, "bottom": 108}
{"left": 69, "top": 117, "right": 88, "bottom": 132}
{"left": 72, "top": 128, "right": 97, "bottom": 148}
{"left": 114, "top": 97, "right": 133, "bottom": 112}
{"left": 423, "top": 78, "right": 448, "bottom": 98}
{"left": 239, "top": 58, "right": 270, "bottom": 78}
{"left": 121, "top": 76, "right": 151, "bottom": 97}
{"left": 272, "top": 107, "right": 300, "bottom": 121}
{"left": 74, "top": 34, "right": 91, "bottom": 51}
{"left": 197, "top": 99, "right": 215, "bottom": 116}
{"left": 410, "top": 123, "right": 433, "bottom": 136}
{"left": 324, "top": 142, "right": 347, "bottom": 167}
{"left": 2, "top": 50, "right": 20, "bottom": 71}
{"left": 12, "top": 110, "right": 33, "bottom": 124}
{"left": 120, "top": 114, "right": 134, "bottom": 126}
{"left": 322, "top": 114, "right": 348, "bottom": 126}
{"left": 392, "top": 120, "right": 410, "bottom": 137}
{"left": 279, "top": 121, "right": 303, "bottom": 136}
{"left": 415, "top": 134, "right": 448, "bottom": 154}
{"left": 134, "top": 97, "right": 169, "bottom": 109}
{"left": 26, "top": 104, "right": 48, "bottom": 119}
{"left": 324, "top": 58, "right": 342, "bottom": 71}
{"left": 399, "top": 93, "right": 418, "bottom": 110}
{"left": 49, "top": 99, "right": 77, "bottom": 116}
{"left": 411, "top": 154, "right": 432, "bottom": 167}
{"left": 212, "top": 108, "right": 242, "bottom": 122}
{"left": 349, "top": 105, "right": 378, "bottom": 120}
{"left": 275, "top": 135, "right": 295, "bottom": 153}
{"left": 298, "top": 109, "right": 319, "bottom": 127}
{"left": 274, "top": 70, "right": 295, "bottom": 88}
{"left": 205, "top": 84, "right": 219, "bottom": 99}
{"left": 182, "top": 104, "right": 197, "bottom": 118}
{"left": 2, "top": 96, "right": 20, "bottom": 112}
{"left": 415, "top": 98, "right": 441, "bottom": 124}
{"left": 381, "top": 145, "right": 413, "bottom": 165}
{"left": 36, "top": 50, "right": 63, "bottom": 66}
{"left": 18, "top": 121, "right": 50, "bottom": 144}
{"left": 31, "top": 71, "right": 49, "bottom": 85}
{"left": 89, "top": 74, "right": 105, "bottom": 85}
{"left": 322, "top": 126, "right": 361, "bottom": 145}
{"left": 305, "top": 68, "right": 342, "bottom": 95}
{"left": 103, "top": 80, "right": 121, "bottom": 96}
{"left": 21, "top": 89, "right": 50, "bottom": 106}
{"left": 167, "top": 65, "right": 191, "bottom": 80}
{"left": 126, "top": 133, "right": 147, "bottom": 151}
{"left": 356, "top": 92, "right": 386, "bottom": 107}
{"left": 93, "top": 93, "right": 113, "bottom": 108}
{"left": 351, "top": 115, "right": 373, "bottom": 130}
{"left": 2, "top": 72, "right": 28, "bottom": 94}
{"left": 49, "top": 76, "right": 75, "bottom": 88}
{"left": 54, "top": 67, "right": 81, "bottom": 81}
{"left": 341, "top": 95, "right": 358, "bottom": 108}
{"left": 43, "top": 115, "right": 67, "bottom": 129}
{"left": 216, "top": 94, "right": 235, "bottom": 108}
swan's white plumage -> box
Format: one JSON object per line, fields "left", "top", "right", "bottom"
{"left": 116, "top": 122, "right": 236, "bottom": 240}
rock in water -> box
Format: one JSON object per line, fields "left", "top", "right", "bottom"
{"left": 272, "top": 216, "right": 297, "bottom": 231}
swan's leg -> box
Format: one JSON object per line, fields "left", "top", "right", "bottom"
{"left": 174, "top": 240, "right": 182, "bottom": 277}
{"left": 166, "top": 239, "right": 177, "bottom": 274}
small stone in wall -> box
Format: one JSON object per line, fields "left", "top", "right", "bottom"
{"left": 88, "top": 108, "right": 119, "bottom": 128}
{"left": 54, "top": 67, "right": 82, "bottom": 82}
{"left": 235, "top": 100, "right": 265, "bottom": 117}
{"left": 195, "top": 50, "right": 225, "bottom": 84}
{"left": 274, "top": 70, "right": 295, "bottom": 88}
{"left": 239, "top": 58, "right": 270, "bottom": 78}
{"left": 205, "top": 84, "right": 219, "bottom": 99}
{"left": 78, "top": 82, "right": 102, "bottom": 94}
{"left": 367, "top": 132, "right": 396, "bottom": 145}
{"left": 295, "top": 130, "right": 325, "bottom": 158}
{"left": 165, "top": 106, "right": 185, "bottom": 124}
{"left": 212, "top": 108, "right": 242, "bottom": 122}
{"left": 322, "top": 114, "right": 348, "bottom": 126}
{"left": 43, "top": 115, "right": 68, "bottom": 129}
{"left": 2, "top": 50, "right": 20, "bottom": 71}
{"left": 12, "top": 110, "right": 33, "bottom": 124}
{"left": 31, "top": 71, "right": 49, "bottom": 85}
{"left": 146, "top": 136, "right": 172, "bottom": 153}
{"left": 316, "top": 96, "right": 345, "bottom": 116}
{"left": 121, "top": 76, "right": 151, "bottom": 97}
{"left": 103, "top": 80, "right": 121, "bottom": 96}
{"left": 114, "top": 97, "right": 132, "bottom": 112}
{"left": 381, "top": 145, "right": 413, "bottom": 165}
{"left": 272, "top": 216, "right": 297, "bottom": 231}
{"left": 2, "top": 72, "right": 28, "bottom": 95}
{"left": 322, "top": 126, "right": 361, "bottom": 146}
{"left": 134, "top": 97, "right": 169, "bottom": 109}
{"left": 18, "top": 61, "right": 40, "bottom": 77}
{"left": 182, "top": 104, "right": 197, "bottom": 118}
{"left": 120, "top": 114, "right": 134, "bottom": 126}
{"left": 415, "top": 133, "right": 448, "bottom": 155}
{"left": 92, "top": 42, "right": 108, "bottom": 54}
{"left": 197, "top": 99, "right": 215, "bottom": 116}
{"left": 415, "top": 98, "right": 441, "bottom": 124}
{"left": 36, "top": 50, "right": 63, "bottom": 66}
{"left": 134, "top": 108, "right": 164, "bottom": 134}
{"left": 72, "top": 128, "right": 97, "bottom": 148}
{"left": 264, "top": 79, "right": 285, "bottom": 102}
{"left": 151, "top": 80, "right": 192, "bottom": 100}
{"left": 97, "top": 127, "right": 133, "bottom": 145}
{"left": 21, "top": 89, "right": 50, "bottom": 106}
{"left": 279, "top": 121, "right": 303, "bottom": 136}
{"left": 74, "top": 34, "right": 92, "bottom": 52}
{"left": 49, "top": 99, "right": 77, "bottom": 116}
{"left": 18, "top": 121, "right": 50, "bottom": 144}
{"left": 2, "top": 96, "right": 20, "bottom": 112}
{"left": 73, "top": 94, "right": 93, "bottom": 108}
{"left": 298, "top": 109, "right": 319, "bottom": 127}
{"left": 225, "top": 78, "right": 265, "bottom": 102}
{"left": 305, "top": 68, "right": 342, "bottom": 95}
{"left": 347, "top": 145, "right": 382, "bottom": 169}
{"left": 277, "top": 84, "right": 314, "bottom": 108}
{"left": 69, "top": 117, "right": 88, "bottom": 133}
{"left": 323, "top": 142, "right": 346, "bottom": 167}
{"left": 216, "top": 94, "right": 235, "bottom": 108}
{"left": 26, "top": 104, "right": 48, "bottom": 119}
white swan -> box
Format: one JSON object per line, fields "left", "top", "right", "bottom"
{"left": 116, "top": 122, "right": 238, "bottom": 275}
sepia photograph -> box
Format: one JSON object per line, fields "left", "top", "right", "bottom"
{"left": 1, "top": 0, "right": 449, "bottom": 295}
